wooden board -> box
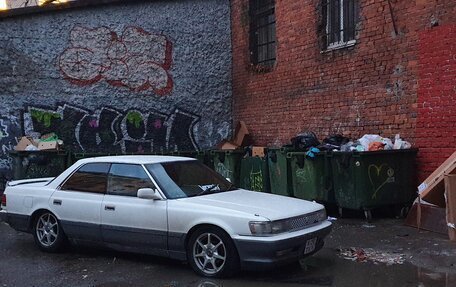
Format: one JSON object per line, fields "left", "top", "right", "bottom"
{"left": 444, "top": 174, "right": 456, "bottom": 241}
{"left": 419, "top": 151, "right": 456, "bottom": 207}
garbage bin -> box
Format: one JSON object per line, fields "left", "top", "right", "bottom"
{"left": 330, "top": 149, "right": 418, "bottom": 221}
{"left": 240, "top": 156, "right": 270, "bottom": 192}
{"left": 267, "top": 148, "right": 293, "bottom": 197}
{"left": 9, "top": 151, "right": 69, "bottom": 180}
{"left": 288, "top": 151, "right": 333, "bottom": 203}
{"left": 210, "top": 150, "right": 243, "bottom": 186}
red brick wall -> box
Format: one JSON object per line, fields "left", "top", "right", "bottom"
{"left": 231, "top": 0, "right": 456, "bottom": 179}
{"left": 416, "top": 24, "right": 456, "bottom": 180}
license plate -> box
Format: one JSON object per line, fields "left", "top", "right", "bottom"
{"left": 304, "top": 237, "right": 317, "bottom": 254}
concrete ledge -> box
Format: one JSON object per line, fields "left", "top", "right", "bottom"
{"left": 0, "top": 0, "right": 155, "bottom": 19}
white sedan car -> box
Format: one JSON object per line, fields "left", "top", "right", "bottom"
{"left": 0, "top": 156, "right": 331, "bottom": 277}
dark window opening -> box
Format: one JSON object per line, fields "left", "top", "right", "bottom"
{"left": 249, "top": 0, "right": 276, "bottom": 67}
{"left": 322, "top": 0, "right": 356, "bottom": 49}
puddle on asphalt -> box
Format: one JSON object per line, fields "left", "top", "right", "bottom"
{"left": 180, "top": 248, "right": 456, "bottom": 287}
{"left": 86, "top": 248, "right": 455, "bottom": 287}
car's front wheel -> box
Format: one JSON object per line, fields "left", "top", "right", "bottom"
{"left": 32, "top": 211, "right": 66, "bottom": 252}
{"left": 187, "top": 226, "right": 239, "bottom": 278}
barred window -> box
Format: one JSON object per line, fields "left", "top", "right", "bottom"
{"left": 323, "top": 0, "right": 357, "bottom": 49}
{"left": 249, "top": 0, "right": 276, "bottom": 67}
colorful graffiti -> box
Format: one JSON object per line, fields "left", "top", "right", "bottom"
{"left": 59, "top": 26, "right": 173, "bottom": 95}
{"left": 23, "top": 104, "right": 199, "bottom": 153}
{"left": 0, "top": 116, "right": 20, "bottom": 171}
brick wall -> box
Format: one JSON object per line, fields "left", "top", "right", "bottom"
{"left": 416, "top": 24, "right": 456, "bottom": 180}
{"left": 231, "top": 0, "right": 456, "bottom": 179}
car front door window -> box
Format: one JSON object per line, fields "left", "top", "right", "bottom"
{"left": 107, "top": 164, "right": 155, "bottom": 197}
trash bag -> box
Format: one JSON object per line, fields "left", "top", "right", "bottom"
{"left": 323, "top": 134, "right": 350, "bottom": 147}
{"left": 291, "top": 132, "right": 320, "bottom": 151}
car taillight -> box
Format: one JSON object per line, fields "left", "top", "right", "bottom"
{"left": 1, "top": 194, "right": 6, "bottom": 206}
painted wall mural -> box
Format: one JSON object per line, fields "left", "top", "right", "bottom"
{"left": 23, "top": 104, "right": 199, "bottom": 153}
{"left": 0, "top": 116, "right": 20, "bottom": 171}
{"left": 59, "top": 26, "right": 173, "bottom": 95}
{"left": 0, "top": 0, "right": 232, "bottom": 182}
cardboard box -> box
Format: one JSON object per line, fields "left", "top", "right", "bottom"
{"left": 38, "top": 141, "right": 59, "bottom": 151}
{"left": 445, "top": 174, "right": 456, "bottom": 241}
{"left": 15, "top": 136, "right": 36, "bottom": 151}
{"left": 233, "top": 121, "right": 249, "bottom": 147}
{"left": 252, "top": 146, "right": 265, "bottom": 157}
{"left": 405, "top": 200, "right": 448, "bottom": 235}
{"left": 218, "top": 140, "right": 238, "bottom": 150}
{"left": 419, "top": 151, "right": 456, "bottom": 207}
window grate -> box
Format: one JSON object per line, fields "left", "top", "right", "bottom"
{"left": 249, "top": 0, "right": 276, "bottom": 67}
{"left": 322, "top": 0, "right": 357, "bottom": 49}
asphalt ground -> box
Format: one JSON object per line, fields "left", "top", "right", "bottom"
{"left": 0, "top": 218, "right": 455, "bottom": 287}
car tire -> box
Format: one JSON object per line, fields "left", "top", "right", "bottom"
{"left": 187, "top": 226, "right": 240, "bottom": 278}
{"left": 32, "top": 211, "right": 66, "bottom": 253}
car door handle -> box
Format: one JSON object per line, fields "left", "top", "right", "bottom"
{"left": 105, "top": 205, "right": 115, "bottom": 211}
{"left": 53, "top": 199, "right": 62, "bottom": 206}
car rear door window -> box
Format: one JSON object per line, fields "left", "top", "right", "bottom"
{"left": 107, "top": 164, "right": 155, "bottom": 197}
{"left": 61, "top": 163, "right": 110, "bottom": 193}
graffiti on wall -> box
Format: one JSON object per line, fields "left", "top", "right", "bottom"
{"left": 0, "top": 116, "right": 20, "bottom": 171}
{"left": 59, "top": 26, "right": 173, "bottom": 95}
{"left": 23, "top": 104, "right": 199, "bottom": 153}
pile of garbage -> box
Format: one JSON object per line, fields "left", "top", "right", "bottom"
{"left": 288, "top": 132, "right": 412, "bottom": 156}
{"left": 337, "top": 247, "right": 406, "bottom": 265}
{"left": 15, "top": 132, "right": 64, "bottom": 152}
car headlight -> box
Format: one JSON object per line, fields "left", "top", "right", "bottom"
{"left": 249, "top": 209, "right": 327, "bottom": 236}
{"left": 249, "top": 221, "right": 287, "bottom": 236}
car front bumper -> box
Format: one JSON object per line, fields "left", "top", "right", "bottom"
{"left": 0, "top": 209, "right": 7, "bottom": 222}
{"left": 233, "top": 221, "right": 332, "bottom": 270}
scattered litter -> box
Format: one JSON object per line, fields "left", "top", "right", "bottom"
{"left": 327, "top": 216, "right": 337, "bottom": 222}
{"left": 362, "top": 224, "right": 376, "bottom": 228}
{"left": 337, "top": 247, "right": 405, "bottom": 265}
{"left": 82, "top": 275, "right": 88, "bottom": 279}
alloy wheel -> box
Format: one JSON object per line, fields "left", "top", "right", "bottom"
{"left": 193, "top": 232, "right": 227, "bottom": 275}
{"left": 35, "top": 213, "right": 59, "bottom": 247}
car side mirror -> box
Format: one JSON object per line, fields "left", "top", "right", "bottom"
{"left": 138, "top": 188, "right": 162, "bottom": 200}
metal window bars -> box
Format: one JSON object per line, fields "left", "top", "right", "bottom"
{"left": 249, "top": 0, "right": 276, "bottom": 66}
{"left": 323, "top": 0, "right": 356, "bottom": 49}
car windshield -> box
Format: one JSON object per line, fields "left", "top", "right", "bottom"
{"left": 145, "top": 160, "right": 236, "bottom": 199}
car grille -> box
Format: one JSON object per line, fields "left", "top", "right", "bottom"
{"left": 284, "top": 210, "right": 326, "bottom": 232}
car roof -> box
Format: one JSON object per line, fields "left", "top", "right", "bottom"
{"left": 76, "top": 155, "right": 196, "bottom": 165}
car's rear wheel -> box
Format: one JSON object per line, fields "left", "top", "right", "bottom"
{"left": 32, "top": 211, "right": 66, "bottom": 252}
{"left": 187, "top": 226, "right": 239, "bottom": 278}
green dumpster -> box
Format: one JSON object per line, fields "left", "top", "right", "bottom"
{"left": 240, "top": 156, "right": 270, "bottom": 192}
{"left": 288, "top": 151, "right": 333, "bottom": 203}
{"left": 9, "top": 151, "right": 69, "bottom": 180}
{"left": 330, "top": 149, "right": 418, "bottom": 220}
{"left": 210, "top": 150, "right": 243, "bottom": 186}
{"left": 267, "top": 148, "right": 293, "bottom": 197}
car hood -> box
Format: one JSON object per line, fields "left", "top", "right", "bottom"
{"left": 179, "top": 189, "right": 324, "bottom": 221}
